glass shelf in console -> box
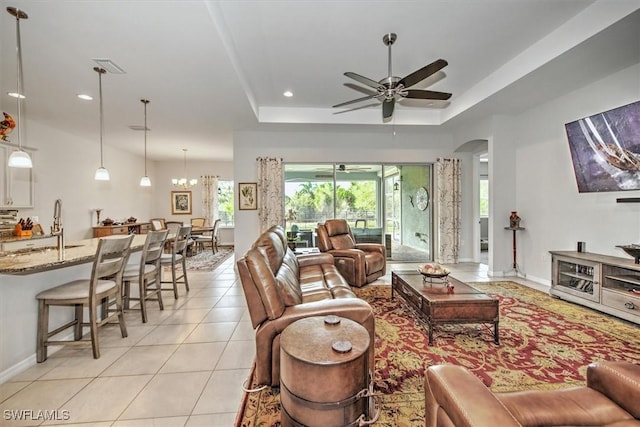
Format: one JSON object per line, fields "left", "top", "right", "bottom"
{"left": 553, "top": 257, "right": 600, "bottom": 303}
{"left": 602, "top": 264, "right": 640, "bottom": 294}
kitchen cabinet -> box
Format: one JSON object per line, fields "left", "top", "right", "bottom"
{"left": 550, "top": 251, "right": 640, "bottom": 325}
{"left": 0, "top": 146, "right": 34, "bottom": 208}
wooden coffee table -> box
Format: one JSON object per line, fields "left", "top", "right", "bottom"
{"left": 391, "top": 270, "right": 499, "bottom": 345}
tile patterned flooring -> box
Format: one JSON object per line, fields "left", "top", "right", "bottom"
{"left": 0, "top": 257, "right": 545, "bottom": 426}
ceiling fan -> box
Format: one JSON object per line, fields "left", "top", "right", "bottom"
{"left": 316, "top": 164, "right": 372, "bottom": 172}
{"left": 333, "top": 33, "right": 452, "bottom": 120}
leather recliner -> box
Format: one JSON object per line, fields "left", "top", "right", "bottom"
{"left": 316, "top": 219, "right": 386, "bottom": 287}
{"left": 425, "top": 361, "right": 640, "bottom": 427}
{"left": 237, "top": 225, "right": 375, "bottom": 386}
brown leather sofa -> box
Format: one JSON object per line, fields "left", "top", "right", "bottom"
{"left": 316, "top": 219, "right": 386, "bottom": 287}
{"left": 425, "top": 361, "right": 640, "bottom": 427}
{"left": 237, "top": 225, "right": 375, "bottom": 387}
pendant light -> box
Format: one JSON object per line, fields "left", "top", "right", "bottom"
{"left": 6, "top": 7, "right": 32, "bottom": 168}
{"left": 171, "top": 149, "right": 197, "bottom": 189}
{"left": 139, "top": 99, "right": 151, "bottom": 187}
{"left": 94, "top": 67, "right": 109, "bottom": 181}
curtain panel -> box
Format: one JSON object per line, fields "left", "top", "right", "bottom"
{"left": 257, "top": 157, "right": 283, "bottom": 232}
{"left": 435, "top": 158, "right": 461, "bottom": 264}
{"left": 201, "top": 175, "right": 219, "bottom": 226}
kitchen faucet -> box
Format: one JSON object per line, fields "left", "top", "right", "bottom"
{"left": 51, "top": 199, "right": 63, "bottom": 257}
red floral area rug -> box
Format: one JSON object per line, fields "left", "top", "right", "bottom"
{"left": 235, "top": 281, "right": 640, "bottom": 427}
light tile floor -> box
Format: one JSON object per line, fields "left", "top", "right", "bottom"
{"left": 0, "top": 257, "right": 544, "bottom": 426}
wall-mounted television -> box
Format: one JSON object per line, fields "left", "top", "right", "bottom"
{"left": 565, "top": 100, "right": 640, "bottom": 193}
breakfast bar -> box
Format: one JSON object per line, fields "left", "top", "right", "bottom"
{"left": 0, "top": 235, "right": 146, "bottom": 381}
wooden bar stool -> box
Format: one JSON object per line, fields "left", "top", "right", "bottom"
{"left": 35, "top": 235, "right": 134, "bottom": 362}
{"left": 160, "top": 225, "right": 191, "bottom": 299}
{"left": 122, "top": 230, "right": 169, "bottom": 323}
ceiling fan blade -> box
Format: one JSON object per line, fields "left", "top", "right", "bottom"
{"left": 344, "top": 72, "right": 385, "bottom": 90}
{"left": 333, "top": 94, "right": 379, "bottom": 108}
{"left": 382, "top": 99, "right": 395, "bottom": 119}
{"left": 398, "top": 59, "right": 448, "bottom": 89}
{"left": 405, "top": 89, "right": 452, "bottom": 100}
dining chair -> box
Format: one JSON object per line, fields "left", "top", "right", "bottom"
{"left": 165, "top": 221, "right": 183, "bottom": 235}
{"left": 190, "top": 217, "right": 206, "bottom": 227}
{"left": 121, "top": 230, "right": 169, "bottom": 323}
{"left": 193, "top": 218, "right": 220, "bottom": 254}
{"left": 160, "top": 225, "right": 191, "bottom": 299}
{"left": 150, "top": 217, "right": 166, "bottom": 231}
{"left": 35, "top": 234, "right": 134, "bottom": 362}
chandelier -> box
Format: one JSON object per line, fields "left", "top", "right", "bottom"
{"left": 172, "top": 148, "right": 197, "bottom": 189}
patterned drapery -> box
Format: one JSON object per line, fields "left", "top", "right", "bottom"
{"left": 257, "top": 157, "right": 283, "bottom": 232}
{"left": 201, "top": 175, "right": 219, "bottom": 226}
{"left": 435, "top": 158, "right": 462, "bottom": 264}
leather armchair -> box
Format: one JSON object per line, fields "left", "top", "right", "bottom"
{"left": 316, "top": 219, "right": 386, "bottom": 287}
{"left": 425, "top": 361, "right": 640, "bottom": 427}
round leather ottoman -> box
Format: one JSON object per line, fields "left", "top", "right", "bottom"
{"left": 280, "top": 315, "right": 371, "bottom": 427}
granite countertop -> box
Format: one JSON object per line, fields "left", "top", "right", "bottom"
{"left": 0, "top": 234, "right": 147, "bottom": 275}
{"left": 0, "top": 233, "right": 55, "bottom": 243}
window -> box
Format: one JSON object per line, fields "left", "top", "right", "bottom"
{"left": 218, "top": 180, "right": 234, "bottom": 226}
{"left": 479, "top": 177, "right": 489, "bottom": 217}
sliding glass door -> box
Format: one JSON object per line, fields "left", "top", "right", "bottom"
{"left": 283, "top": 163, "right": 432, "bottom": 262}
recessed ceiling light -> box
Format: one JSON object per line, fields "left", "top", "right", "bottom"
{"left": 283, "top": 91, "right": 293, "bottom": 97}
{"left": 7, "top": 92, "right": 25, "bottom": 99}
{"left": 77, "top": 94, "right": 93, "bottom": 101}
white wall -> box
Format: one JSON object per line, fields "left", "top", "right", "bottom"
{"left": 12, "top": 120, "right": 154, "bottom": 242}
{"left": 508, "top": 63, "right": 640, "bottom": 284}
{"left": 232, "top": 127, "right": 476, "bottom": 259}
{"left": 5, "top": 119, "right": 236, "bottom": 243}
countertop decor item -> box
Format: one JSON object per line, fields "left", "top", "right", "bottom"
{"left": 0, "top": 112, "right": 15, "bottom": 142}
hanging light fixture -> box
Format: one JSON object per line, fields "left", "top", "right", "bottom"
{"left": 139, "top": 99, "right": 151, "bottom": 187}
{"left": 172, "top": 148, "right": 197, "bottom": 189}
{"left": 93, "top": 67, "right": 110, "bottom": 181}
{"left": 6, "top": 7, "right": 32, "bottom": 168}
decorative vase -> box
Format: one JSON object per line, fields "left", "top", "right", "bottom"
{"left": 509, "top": 211, "right": 521, "bottom": 229}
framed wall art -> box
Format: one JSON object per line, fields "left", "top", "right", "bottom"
{"left": 238, "top": 182, "right": 257, "bottom": 210}
{"left": 171, "top": 190, "right": 192, "bottom": 215}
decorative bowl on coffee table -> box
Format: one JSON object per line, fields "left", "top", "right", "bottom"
{"left": 418, "top": 265, "right": 450, "bottom": 285}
